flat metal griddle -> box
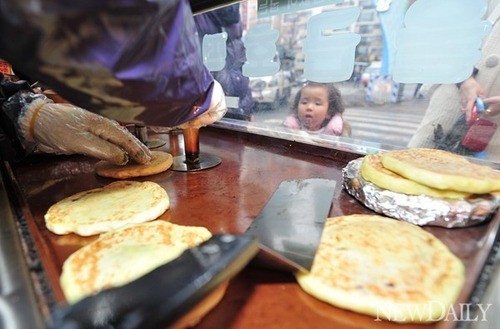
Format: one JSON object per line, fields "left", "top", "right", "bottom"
{"left": 2, "top": 127, "right": 498, "bottom": 329}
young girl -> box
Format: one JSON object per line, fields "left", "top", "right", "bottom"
{"left": 283, "top": 82, "right": 350, "bottom": 136}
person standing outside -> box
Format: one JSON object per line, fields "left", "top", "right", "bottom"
{"left": 283, "top": 82, "right": 351, "bottom": 137}
{"left": 408, "top": 0, "right": 500, "bottom": 162}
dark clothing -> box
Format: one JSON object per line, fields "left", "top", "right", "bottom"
{"left": 0, "top": 0, "right": 214, "bottom": 127}
{"left": 194, "top": 4, "right": 253, "bottom": 119}
{"left": 0, "top": 75, "right": 33, "bottom": 161}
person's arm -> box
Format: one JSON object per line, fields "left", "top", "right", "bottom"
{"left": 0, "top": 0, "right": 219, "bottom": 128}
{"left": 178, "top": 81, "right": 227, "bottom": 129}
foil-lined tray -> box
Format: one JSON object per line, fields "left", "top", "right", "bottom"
{"left": 342, "top": 158, "right": 500, "bottom": 228}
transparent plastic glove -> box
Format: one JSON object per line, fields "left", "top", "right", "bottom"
{"left": 19, "top": 98, "right": 151, "bottom": 165}
{"left": 178, "top": 80, "right": 227, "bottom": 129}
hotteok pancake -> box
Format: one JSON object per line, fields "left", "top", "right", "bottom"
{"left": 296, "top": 214, "right": 465, "bottom": 323}
{"left": 45, "top": 180, "right": 169, "bottom": 236}
{"left": 95, "top": 150, "right": 173, "bottom": 179}
{"left": 381, "top": 148, "right": 500, "bottom": 194}
{"left": 60, "top": 221, "right": 212, "bottom": 303}
{"left": 360, "top": 153, "right": 469, "bottom": 199}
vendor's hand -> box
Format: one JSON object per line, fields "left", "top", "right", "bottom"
{"left": 483, "top": 96, "right": 500, "bottom": 117}
{"left": 459, "top": 77, "right": 484, "bottom": 122}
{"left": 20, "top": 99, "right": 151, "bottom": 165}
{"left": 178, "top": 80, "right": 227, "bottom": 129}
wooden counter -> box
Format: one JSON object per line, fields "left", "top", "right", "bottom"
{"left": 4, "top": 126, "right": 499, "bottom": 329}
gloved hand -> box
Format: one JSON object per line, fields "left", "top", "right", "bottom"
{"left": 18, "top": 96, "right": 151, "bottom": 165}
{"left": 178, "top": 80, "right": 227, "bottom": 129}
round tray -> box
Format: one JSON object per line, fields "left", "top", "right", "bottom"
{"left": 342, "top": 158, "right": 499, "bottom": 228}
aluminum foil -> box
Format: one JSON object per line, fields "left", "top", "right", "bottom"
{"left": 342, "top": 158, "right": 500, "bottom": 228}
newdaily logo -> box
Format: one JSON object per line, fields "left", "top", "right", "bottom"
{"left": 375, "top": 302, "right": 492, "bottom": 322}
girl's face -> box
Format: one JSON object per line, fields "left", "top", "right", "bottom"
{"left": 297, "top": 85, "right": 330, "bottom": 131}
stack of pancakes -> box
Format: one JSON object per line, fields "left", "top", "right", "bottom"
{"left": 299, "top": 148, "right": 499, "bottom": 322}
{"left": 360, "top": 148, "right": 500, "bottom": 198}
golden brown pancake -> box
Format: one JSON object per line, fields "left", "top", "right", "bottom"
{"left": 95, "top": 150, "right": 173, "bottom": 179}
{"left": 381, "top": 148, "right": 500, "bottom": 194}
{"left": 360, "top": 153, "right": 469, "bottom": 199}
{"left": 60, "top": 221, "right": 212, "bottom": 303}
{"left": 45, "top": 181, "right": 169, "bottom": 236}
{"left": 296, "top": 214, "right": 465, "bottom": 323}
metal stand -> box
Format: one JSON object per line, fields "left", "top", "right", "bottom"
{"left": 170, "top": 128, "right": 221, "bottom": 172}
{"left": 168, "top": 128, "right": 183, "bottom": 157}
{"left": 134, "top": 125, "right": 166, "bottom": 149}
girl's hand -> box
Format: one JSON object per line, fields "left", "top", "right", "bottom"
{"left": 459, "top": 77, "right": 484, "bottom": 122}
{"left": 483, "top": 96, "right": 500, "bottom": 117}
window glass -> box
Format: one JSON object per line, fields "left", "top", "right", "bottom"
{"left": 195, "top": 0, "right": 499, "bottom": 165}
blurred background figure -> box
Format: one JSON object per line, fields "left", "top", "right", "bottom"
{"left": 407, "top": 0, "right": 500, "bottom": 162}
{"left": 195, "top": 3, "right": 254, "bottom": 121}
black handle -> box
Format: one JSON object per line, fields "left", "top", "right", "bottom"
{"left": 51, "top": 234, "right": 258, "bottom": 329}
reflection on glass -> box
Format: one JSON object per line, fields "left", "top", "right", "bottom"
{"left": 303, "top": 7, "right": 361, "bottom": 82}
{"left": 195, "top": 3, "right": 254, "bottom": 121}
{"left": 243, "top": 24, "right": 280, "bottom": 77}
{"left": 393, "top": 0, "right": 490, "bottom": 83}
{"left": 197, "top": 0, "right": 499, "bottom": 164}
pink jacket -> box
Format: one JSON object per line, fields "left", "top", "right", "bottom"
{"left": 283, "top": 113, "right": 345, "bottom": 136}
